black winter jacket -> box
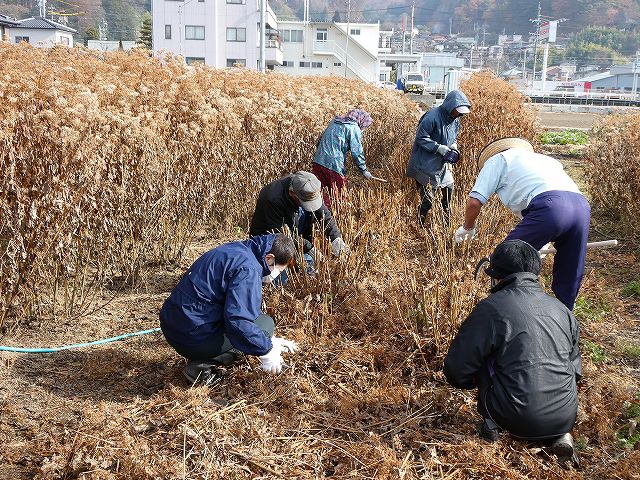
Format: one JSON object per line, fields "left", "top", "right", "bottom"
{"left": 443, "top": 272, "right": 582, "bottom": 439}
{"left": 249, "top": 175, "right": 342, "bottom": 253}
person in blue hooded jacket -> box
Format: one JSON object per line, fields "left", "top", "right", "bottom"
{"left": 312, "top": 109, "right": 376, "bottom": 208}
{"left": 406, "top": 90, "right": 471, "bottom": 226}
{"left": 160, "top": 233, "right": 299, "bottom": 385}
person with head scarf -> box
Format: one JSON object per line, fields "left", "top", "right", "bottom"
{"left": 454, "top": 137, "right": 591, "bottom": 310}
{"left": 406, "top": 89, "right": 472, "bottom": 226}
{"left": 312, "top": 108, "right": 374, "bottom": 208}
{"left": 444, "top": 239, "right": 581, "bottom": 467}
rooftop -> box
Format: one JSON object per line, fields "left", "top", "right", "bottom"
{"left": 14, "top": 16, "right": 76, "bottom": 33}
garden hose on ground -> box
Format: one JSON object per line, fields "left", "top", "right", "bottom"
{"left": 0, "top": 327, "right": 161, "bottom": 353}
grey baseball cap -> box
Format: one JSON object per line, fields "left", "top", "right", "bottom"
{"left": 290, "top": 171, "right": 323, "bottom": 212}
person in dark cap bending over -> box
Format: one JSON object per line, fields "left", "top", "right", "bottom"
{"left": 249, "top": 171, "right": 349, "bottom": 282}
{"left": 444, "top": 239, "right": 582, "bottom": 466}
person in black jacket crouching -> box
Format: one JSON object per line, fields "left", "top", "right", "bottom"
{"left": 443, "top": 239, "right": 582, "bottom": 465}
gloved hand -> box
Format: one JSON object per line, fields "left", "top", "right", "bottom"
{"left": 259, "top": 336, "right": 298, "bottom": 374}
{"left": 454, "top": 225, "right": 477, "bottom": 244}
{"left": 258, "top": 348, "right": 283, "bottom": 374}
{"left": 307, "top": 247, "right": 323, "bottom": 262}
{"left": 436, "top": 144, "right": 451, "bottom": 156}
{"left": 331, "top": 237, "right": 350, "bottom": 257}
{"left": 363, "top": 170, "right": 374, "bottom": 180}
{"left": 272, "top": 336, "right": 298, "bottom": 354}
{"left": 450, "top": 143, "right": 458, "bottom": 150}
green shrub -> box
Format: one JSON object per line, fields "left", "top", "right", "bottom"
{"left": 623, "top": 280, "right": 640, "bottom": 297}
{"left": 540, "top": 129, "right": 589, "bottom": 145}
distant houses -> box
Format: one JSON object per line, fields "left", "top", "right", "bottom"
{"left": 1, "top": 15, "right": 75, "bottom": 47}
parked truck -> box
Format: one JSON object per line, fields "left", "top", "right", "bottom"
{"left": 403, "top": 72, "right": 425, "bottom": 95}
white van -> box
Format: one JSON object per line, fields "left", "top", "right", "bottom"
{"left": 404, "top": 72, "right": 425, "bottom": 95}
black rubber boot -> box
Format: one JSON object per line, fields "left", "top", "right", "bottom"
{"left": 477, "top": 418, "right": 501, "bottom": 442}
{"left": 552, "top": 433, "right": 580, "bottom": 468}
{"left": 183, "top": 361, "right": 225, "bottom": 386}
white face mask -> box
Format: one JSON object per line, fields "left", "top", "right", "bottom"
{"left": 262, "top": 262, "right": 283, "bottom": 284}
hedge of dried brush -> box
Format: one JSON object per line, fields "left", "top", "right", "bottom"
{"left": 0, "top": 43, "right": 417, "bottom": 328}
{"left": 584, "top": 113, "right": 640, "bottom": 235}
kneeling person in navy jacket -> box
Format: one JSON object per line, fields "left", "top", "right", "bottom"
{"left": 444, "top": 239, "right": 582, "bottom": 464}
{"left": 160, "top": 233, "right": 298, "bottom": 385}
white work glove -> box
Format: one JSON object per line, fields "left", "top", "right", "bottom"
{"left": 450, "top": 143, "right": 458, "bottom": 150}
{"left": 307, "top": 247, "right": 323, "bottom": 262}
{"left": 258, "top": 336, "right": 298, "bottom": 374}
{"left": 363, "top": 170, "right": 374, "bottom": 180}
{"left": 272, "top": 336, "right": 298, "bottom": 354}
{"left": 436, "top": 144, "right": 451, "bottom": 156}
{"left": 454, "top": 225, "right": 477, "bottom": 244}
{"left": 331, "top": 237, "right": 350, "bottom": 257}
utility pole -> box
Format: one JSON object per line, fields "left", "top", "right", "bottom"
{"left": 410, "top": 1, "right": 415, "bottom": 54}
{"left": 522, "top": 48, "right": 527, "bottom": 81}
{"left": 531, "top": 1, "right": 541, "bottom": 88}
{"left": 633, "top": 51, "right": 640, "bottom": 100}
{"left": 344, "top": 0, "right": 351, "bottom": 77}
{"left": 38, "top": 0, "right": 46, "bottom": 17}
{"left": 259, "top": 0, "right": 266, "bottom": 72}
{"left": 449, "top": 17, "right": 452, "bottom": 37}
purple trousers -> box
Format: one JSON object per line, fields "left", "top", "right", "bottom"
{"left": 505, "top": 191, "right": 591, "bottom": 310}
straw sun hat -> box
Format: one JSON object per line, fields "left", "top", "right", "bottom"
{"left": 478, "top": 137, "right": 534, "bottom": 169}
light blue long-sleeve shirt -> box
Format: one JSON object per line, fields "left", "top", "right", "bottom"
{"left": 312, "top": 119, "right": 367, "bottom": 176}
{"left": 470, "top": 148, "right": 582, "bottom": 215}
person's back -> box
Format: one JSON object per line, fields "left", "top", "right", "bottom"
{"left": 486, "top": 149, "right": 581, "bottom": 215}
{"left": 249, "top": 176, "right": 295, "bottom": 237}
{"left": 476, "top": 273, "right": 580, "bottom": 439}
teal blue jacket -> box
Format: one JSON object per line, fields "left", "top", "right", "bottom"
{"left": 313, "top": 119, "right": 368, "bottom": 176}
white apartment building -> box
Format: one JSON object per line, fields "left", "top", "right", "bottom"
{"left": 152, "top": 0, "right": 282, "bottom": 69}
{"left": 274, "top": 20, "right": 381, "bottom": 83}
{"left": 152, "top": 0, "right": 421, "bottom": 84}
{"left": 1, "top": 16, "right": 75, "bottom": 47}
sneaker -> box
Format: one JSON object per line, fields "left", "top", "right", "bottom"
{"left": 552, "top": 433, "right": 580, "bottom": 468}
{"left": 477, "top": 418, "right": 501, "bottom": 442}
{"left": 183, "top": 361, "right": 225, "bottom": 386}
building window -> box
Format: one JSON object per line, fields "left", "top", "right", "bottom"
{"left": 333, "top": 62, "right": 342, "bottom": 66}
{"left": 299, "top": 61, "right": 311, "bottom": 68}
{"left": 282, "top": 29, "right": 303, "bottom": 43}
{"left": 350, "top": 28, "right": 361, "bottom": 35}
{"left": 282, "top": 60, "right": 294, "bottom": 67}
{"left": 58, "top": 36, "right": 70, "bottom": 46}
{"left": 226, "top": 27, "right": 246, "bottom": 42}
{"left": 186, "top": 57, "right": 205, "bottom": 65}
{"left": 316, "top": 28, "right": 327, "bottom": 41}
{"left": 15, "top": 36, "right": 29, "bottom": 44}
{"left": 227, "top": 58, "right": 246, "bottom": 67}
{"left": 165, "top": 24, "right": 171, "bottom": 39}
{"left": 312, "top": 62, "right": 322, "bottom": 68}
{"left": 226, "top": 0, "right": 244, "bottom": 3}
{"left": 379, "top": 73, "right": 386, "bottom": 81}
{"left": 185, "top": 25, "right": 205, "bottom": 40}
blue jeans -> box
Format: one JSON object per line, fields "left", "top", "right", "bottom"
{"left": 273, "top": 253, "right": 315, "bottom": 286}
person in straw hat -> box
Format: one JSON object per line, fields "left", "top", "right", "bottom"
{"left": 454, "top": 137, "right": 590, "bottom": 310}
{"left": 444, "top": 239, "right": 581, "bottom": 466}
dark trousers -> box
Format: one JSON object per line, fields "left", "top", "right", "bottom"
{"left": 167, "top": 314, "right": 275, "bottom": 360}
{"left": 312, "top": 163, "right": 348, "bottom": 209}
{"left": 505, "top": 191, "right": 590, "bottom": 310}
{"left": 416, "top": 181, "right": 453, "bottom": 226}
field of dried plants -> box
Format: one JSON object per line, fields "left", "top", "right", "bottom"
{"left": 0, "top": 46, "right": 639, "bottom": 479}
